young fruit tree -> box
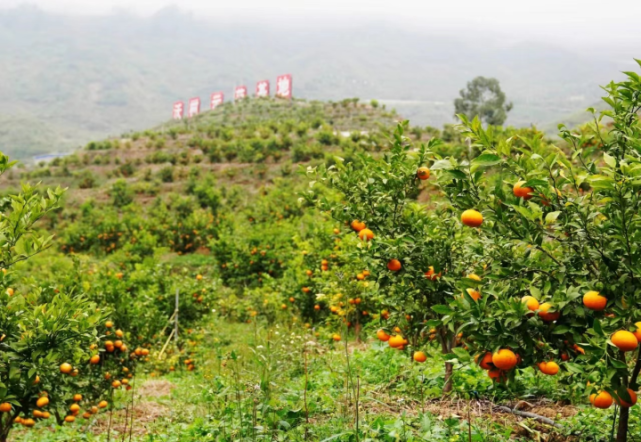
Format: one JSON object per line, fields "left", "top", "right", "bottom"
{"left": 306, "top": 123, "right": 481, "bottom": 392}
{"left": 435, "top": 63, "right": 641, "bottom": 441}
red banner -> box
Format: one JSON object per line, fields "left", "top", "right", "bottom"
{"left": 256, "top": 80, "right": 270, "bottom": 98}
{"left": 234, "top": 86, "right": 247, "bottom": 101}
{"left": 276, "top": 74, "right": 292, "bottom": 99}
{"left": 172, "top": 101, "right": 184, "bottom": 120}
{"left": 210, "top": 92, "right": 224, "bottom": 109}
{"left": 188, "top": 97, "right": 201, "bottom": 118}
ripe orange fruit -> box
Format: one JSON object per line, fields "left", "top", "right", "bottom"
{"left": 115, "top": 329, "right": 124, "bottom": 338}
{"left": 461, "top": 210, "right": 483, "bottom": 227}
{"left": 521, "top": 296, "right": 539, "bottom": 311}
{"left": 616, "top": 389, "right": 638, "bottom": 408}
{"left": 538, "top": 303, "right": 560, "bottom": 322}
{"left": 6, "top": 288, "right": 13, "bottom": 296}
{"left": 0, "top": 403, "right": 11, "bottom": 412}
{"left": 611, "top": 330, "right": 639, "bottom": 352}
{"left": 36, "top": 397, "right": 49, "bottom": 408}
{"left": 387, "top": 259, "right": 401, "bottom": 272}
{"left": 60, "top": 363, "right": 72, "bottom": 374}
{"left": 105, "top": 321, "right": 113, "bottom": 328}
{"left": 358, "top": 228, "right": 374, "bottom": 241}
{"left": 356, "top": 273, "right": 365, "bottom": 280}
{"left": 424, "top": 266, "right": 441, "bottom": 280}
{"left": 23, "top": 418, "right": 35, "bottom": 427}
{"left": 314, "top": 304, "right": 321, "bottom": 311}
{"left": 560, "top": 352, "right": 570, "bottom": 361}
{"left": 487, "top": 368, "right": 506, "bottom": 382}
{"left": 90, "top": 406, "right": 98, "bottom": 414}
{"left": 333, "top": 228, "right": 340, "bottom": 235}
{"left": 114, "top": 340, "right": 123, "bottom": 348}
{"left": 98, "top": 401, "right": 108, "bottom": 409}
{"left": 583, "top": 291, "right": 607, "bottom": 311}
{"left": 413, "top": 351, "right": 427, "bottom": 363}
{"left": 112, "top": 380, "right": 122, "bottom": 388}
{"left": 332, "top": 334, "right": 341, "bottom": 342}
{"left": 376, "top": 329, "right": 390, "bottom": 342}
{"left": 538, "top": 361, "right": 559, "bottom": 375}
{"left": 34, "top": 375, "right": 40, "bottom": 384}
{"left": 633, "top": 322, "right": 641, "bottom": 342}
{"left": 417, "top": 167, "right": 431, "bottom": 180}
{"left": 351, "top": 220, "right": 366, "bottom": 232}
{"left": 42, "top": 411, "right": 50, "bottom": 419}
{"left": 196, "top": 274, "right": 203, "bottom": 281}
{"left": 33, "top": 410, "right": 44, "bottom": 419}
{"left": 465, "top": 288, "right": 481, "bottom": 301}
{"left": 73, "top": 394, "right": 82, "bottom": 402}
{"left": 492, "top": 349, "right": 517, "bottom": 370}
{"left": 90, "top": 355, "right": 100, "bottom": 365}
{"left": 82, "top": 412, "right": 91, "bottom": 419}
{"left": 513, "top": 181, "right": 533, "bottom": 200}
{"left": 141, "top": 349, "right": 150, "bottom": 356}
{"left": 477, "top": 352, "right": 494, "bottom": 370}
{"left": 593, "top": 391, "right": 613, "bottom": 409}
{"left": 64, "top": 415, "right": 75, "bottom": 423}
{"left": 70, "top": 404, "right": 80, "bottom": 412}
{"left": 388, "top": 335, "right": 405, "bottom": 348}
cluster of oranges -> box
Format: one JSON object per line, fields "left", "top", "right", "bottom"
{"left": 475, "top": 349, "right": 523, "bottom": 382}
{"left": 590, "top": 389, "right": 637, "bottom": 409}
{"left": 376, "top": 328, "right": 409, "bottom": 351}
{"left": 350, "top": 220, "right": 374, "bottom": 241}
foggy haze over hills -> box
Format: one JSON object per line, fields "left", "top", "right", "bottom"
{"left": 0, "top": 2, "right": 639, "bottom": 160}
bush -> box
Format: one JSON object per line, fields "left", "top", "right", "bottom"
{"left": 111, "top": 179, "right": 133, "bottom": 207}
{"left": 158, "top": 166, "right": 174, "bottom": 183}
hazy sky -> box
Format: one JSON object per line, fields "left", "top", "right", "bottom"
{"left": 2, "top": 0, "right": 641, "bottom": 47}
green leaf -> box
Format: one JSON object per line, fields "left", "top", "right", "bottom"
{"left": 432, "top": 305, "right": 453, "bottom": 315}
{"left": 472, "top": 153, "right": 501, "bottom": 167}
{"left": 451, "top": 347, "right": 471, "bottom": 363}
{"left": 603, "top": 153, "right": 616, "bottom": 168}
{"left": 552, "top": 325, "right": 570, "bottom": 335}
{"left": 593, "top": 318, "right": 604, "bottom": 336}
{"left": 545, "top": 211, "right": 561, "bottom": 225}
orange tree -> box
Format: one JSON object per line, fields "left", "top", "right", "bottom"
{"left": 434, "top": 65, "right": 641, "bottom": 440}
{"left": 0, "top": 160, "right": 111, "bottom": 440}
{"left": 306, "top": 123, "right": 480, "bottom": 392}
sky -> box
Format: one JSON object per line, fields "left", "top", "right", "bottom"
{"left": 2, "top": 0, "right": 641, "bottom": 49}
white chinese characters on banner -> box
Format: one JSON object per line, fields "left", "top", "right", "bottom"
{"left": 234, "top": 86, "right": 247, "bottom": 100}
{"left": 211, "top": 92, "right": 224, "bottom": 109}
{"left": 255, "top": 80, "right": 270, "bottom": 98}
{"left": 188, "top": 98, "right": 201, "bottom": 118}
{"left": 276, "top": 74, "right": 292, "bottom": 98}
{"left": 172, "top": 102, "right": 184, "bottom": 120}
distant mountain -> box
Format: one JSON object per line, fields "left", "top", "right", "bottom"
{"left": 0, "top": 5, "right": 631, "bottom": 160}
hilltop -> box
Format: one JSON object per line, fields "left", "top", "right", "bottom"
{"left": 3, "top": 98, "right": 404, "bottom": 206}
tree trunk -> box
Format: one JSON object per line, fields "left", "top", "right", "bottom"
{"left": 439, "top": 330, "right": 454, "bottom": 394}
{"left": 618, "top": 352, "right": 641, "bottom": 442}
{"left": 616, "top": 406, "right": 628, "bottom": 442}
{"left": 443, "top": 362, "right": 453, "bottom": 393}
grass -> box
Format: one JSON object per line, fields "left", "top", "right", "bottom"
{"left": 10, "top": 318, "right": 641, "bottom": 442}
